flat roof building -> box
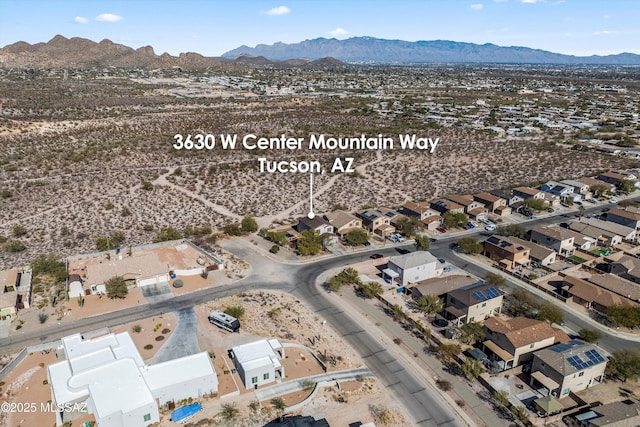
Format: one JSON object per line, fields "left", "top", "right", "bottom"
{"left": 230, "top": 338, "right": 285, "bottom": 389}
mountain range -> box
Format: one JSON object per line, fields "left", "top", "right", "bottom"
{"left": 0, "top": 35, "right": 344, "bottom": 69}
{"left": 223, "top": 36, "right": 640, "bottom": 65}
{"left": 2, "top": 35, "right": 640, "bottom": 69}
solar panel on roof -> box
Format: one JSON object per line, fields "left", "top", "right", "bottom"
{"left": 550, "top": 340, "right": 582, "bottom": 352}
{"left": 487, "top": 236, "right": 500, "bottom": 244}
{"left": 584, "top": 349, "right": 605, "bottom": 364}
{"left": 472, "top": 291, "right": 489, "bottom": 301}
{"left": 485, "top": 288, "right": 501, "bottom": 298}
{"left": 385, "top": 211, "right": 395, "bottom": 217}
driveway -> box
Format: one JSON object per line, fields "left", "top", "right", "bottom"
{"left": 150, "top": 307, "right": 200, "bottom": 364}
{"left": 141, "top": 281, "right": 173, "bottom": 303}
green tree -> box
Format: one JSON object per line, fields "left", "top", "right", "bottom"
{"left": 105, "top": 276, "right": 128, "bottom": 299}
{"left": 590, "top": 184, "right": 609, "bottom": 198}
{"left": 414, "top": 235, "right": 431, "bottom": 251}
{"left": 443, "top": 212, "right": 469, "bottom": 229}
{"left": 240, "top": 215, "right": 258, "bottom": 233}
{"left": 438, "top": 343, "right": 462, "bottom": 365}
{"left": 344, "top": 228, "right": 369, "bottom": 246}
{"left": 505, "top": 289, "right": 539, "bottom": 318}
{"left": 416, "top": 294, "right": 444, "bottom": 318}
{"left": 578, "top": 329, "right": 602, "bottom": 343}
{"left": 222, "top": 222, "right": 242, "bottom": 236}
{"left": 391, "top": 304, "right": 404, "bottom": 321}
{"left": 224, "top": 306, "right": 245, "bottom": 319}
{"left": 359, "top": 281, "right": 384, "bottom": 299}
{"left": 4, "top": 239, "right": 26, "bottom": 252}
{"left": 617, "top": 179, "right": 636, "bottom": 195}
{"left": 486, "top": 272, "right": 507, "bottom": 288}
{"left": 327, "top": 267, "right": 361, "bottom": 292}
{"left": 525, "top": 198, "right": 547, "bottom": 211}
{"left": 511, "top": 405, "right": 530, "bottom": 424}
{"left": 606, "top": 305, "right": 640, "bottom": 328}
{"left": 462, "top": 358, "right": 484, "bottom": 382}
{"left": 493, "top": 390, "right": 510, "bottom": 408}
{"left": 271, "top": 397, "right": 286, "bottom": 413}
{"left": 31, "top": 253, "right": 67, "bottom": 283}
{"left": 495, "top": 223, "right": 526, "bottom": 238}
{"left": 536, "top": 301, "right": 564, "bottom": 324}
{"left": 606, "top": 350, "right": 640, "bottom": 382}
{"left": 457, "top": 237, "right": 483, "bottom": 254}
{"left": 395, "top": 216, "right": 422, "bottom": 236}
{"left": 459, "top": 321, "right": 485, "bottom": 345}
{"left": 297, "top": 230, "right": 324, "bottom": 255}
{"left": 270, "top": 244, "right": 280, "bottom": 254}
{"left": 153, "top": 227, "right": 182, "bottom": 243}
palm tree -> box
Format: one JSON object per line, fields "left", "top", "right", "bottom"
{"left": 271, "top": 397, "right": 286, "bottom": 419}
{"left": 416, "top": 294, "right": 444, "bottom": 319}
{"left": 391, "top": 304, "right": 404, "bottom": 321}
{"left": 578, "top": 204, "right": 586, "bottom": 220}
{"left": 462, "top": 358, "right": 484, "bottom": 383}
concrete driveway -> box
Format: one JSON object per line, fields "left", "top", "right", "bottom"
{"left": 150, "top": 307, "right": 200, "bottom": 364}
{"left": 141, "top": 281, "right": 173, "bottom": 303}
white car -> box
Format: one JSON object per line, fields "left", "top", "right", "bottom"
{"left": 610, "top": 198, "right": 619, "bottom": 203}
{"left": 486, "top": 224, "right": 496, "bottom": 231}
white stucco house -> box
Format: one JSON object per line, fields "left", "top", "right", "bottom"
{"left": 230, "top": 338, "right": 285, "bottom": 389}
{"left": 48, "top": 332, "right": 218, "bottom": 427}
{"left": 384, "top": 251, "right": 443, "bottom": 287}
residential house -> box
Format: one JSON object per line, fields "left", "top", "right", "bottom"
{"left": 530, "top": 226, "right": 576, "bottom": 256}
{"left": 474, "top": 193, "right": 511, "bottom": 216}
{"left": 489, "top": 189, "right": 524, "bottom": 207}
{"left": 541, "top": 181, "right": 578, "bottom": 201}
{"left": 385, "top": 251, "right": 442, "bottom": 287}
{"left": 444, "top": 282, "right": 503, "bottom": 325}
{"left": 296, "top": 216, "right": 335, "bottom": 235}
{"left": 230, "top": 338, "right": 285, "bottom": 389}
{"left": 430, "top": 199, "right": 465, "bottom": 215}
{"left": 421, "top": 214, "right": 443, "bottom": 231}
{"left": 410, "top": 275, "right": 478, "bottom": 300}
{"left": 530, "top": 340, "right": 608, "bottom": 398}
{"left": 509, "top": 237, "right": 557, "bottom": 266}
{"left": 568, "top": 222, "right": 622, "bottom": 247}
{"left": 606, "top": 208, "right": 640, "bottom": 231}
{"left": 67, "top": 274, "right": 85, "bottom": 299}
{"left": 563, "top": 229, "right": 596, "bottom": 250}
{"left": 48, "top": 332, "right": 218, "bottom": 427}
{"left": 482, "top": 317, "right": 570, "bottom": 370}
{"left": 483, "top": 235, "right": 531, "bottom": 270}
{"left": 446, "top": 195, "right": 486, "bottom": 215}
{"left": 513, "top": 186, "right": 546, "bottom": 201}
{"left": 575, "top": 177, "right": 615, "bottom": 194}
{"left": 597, "top": 254, "right": 640, "bottom": 284}
{"left": 356, "top": 209, "right": 396, "bottom": 236}
{"left": 587, "top": 274, "right": 640, "bottom": 303}
{"left": 0, "top": 269, "right": 19, "bottom": 321}
{"left": 377, "top": 207, "right": 406, "bottom": 227}
{"left": 560, "top": 179, "right": 593, "bottom": 199}
{"left": 561, "top": 275, "right": 636, "bottom": 313}
{"left": 596, "top": 171, "right": 633, "bottom": 186}
{"left": 401, "top": 201, "right": 433, "bottom": 220}
{"left": 324, "top": 210, "right": 362, "bottom": 237}
{"left": 574, "top": 400, "right": 640, "bottom": 427}
{"left": 579, "top": 218, "right": 636, "bottom": 242}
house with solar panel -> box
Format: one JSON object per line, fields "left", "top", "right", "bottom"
{"left": 483, "top": 235, "right": 531, "bottom": 270}
{"left": 444, "top": 282, "right": 503, "bottom": 325}
{"left": 356, "top": 208, "right": 396, "bottom": 237}
{"left": 530, "top": 340, "right": 609, "bottom": 398}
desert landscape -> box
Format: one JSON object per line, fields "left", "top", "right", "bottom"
{"left": 0, "top": 57, "right": 631, "bottom": 269}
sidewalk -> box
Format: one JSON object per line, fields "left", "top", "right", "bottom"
{"left": 316, "top": 265, "right": 501, "bottom": 427}
{"left": 254, "top": 366, "right": 373, "bottom": 401}
{"left": 457, "top": 252, "right": 640, "bottom": 342}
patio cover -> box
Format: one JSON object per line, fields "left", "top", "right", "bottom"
{"left": 533, "top": 395, "right": 564, "bottom": 414}
{"left": 531, "top": 371, "right": 559, "bottom": 391}
{"left": 382, "top": 268, "right": 399, "bottom": 281}
{"left": 468, "top": 348, "right": 488, "bottom": 361}
{"left": 483, "top": 340, "right": 513, "bottom": 362}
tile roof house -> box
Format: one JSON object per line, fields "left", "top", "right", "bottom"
{"left": 473, "top": 192, "right": 510, "bottom": 215}
{"left": 530, "top": 340, "right": 608, "bottom": 398}
{"left": 597, "top": 254, "right": 640, "bottom": 284}
{"left": 444, "top": 282, "right": 503, "bottom": 325}
{"left": 386, "top": 251, "right": 442, "bottom": 287}
{"left": 530, "top": 226, "right": 576, "bottom": 257}
{"left": 568, "top": 221, "right": 623, "bottom": 247}
{"left": 430, "top": 199, "right": 465, "bottom": 215}
{"left": 410, "top": 275, "right": 479, "bottom": 300}
{"left": 606, "top": 208, "right": 640, "bottom": 231}
{"left": 482, "top": 316, "right": 570, "bottom": 370}
{"left": 579, "top": 400, "right": 640, "bottom": 427}
{"left": 356, "top": 209, "right": 396, "bottom": 236}
{"left": 401, "top": 201, "right": 434, "bottom": 220}
{"left": 560, "top": 179, "right": 592, "bottom": 197}
{"left": 513, "top": 186, "right": 545, "bottom": 200}
{"left": 508, "top": 236, "right": 557, "bottom": 266}
{"left": 579, "top": 218, "right": 636, "bottom": 242}
{"left": 575, "top": 177, "right": 615, "bottom": 193}
{"left": 445, "top": 195, "right": 486, "bottom": 214}
{"left": 324, "top": 210, "right": 362, "bottom": 236}
{"left": 561, "top": 275, "right": 637, "bottom": 313}
{"left": 483, "top": 235, "right": 531, "bottom": 270}
{"left": 296, "top": 216, "right": 335, "bottom": 235}
{"left": 587, "top": 273, "right": 640, "bottom": 303}
{"left": 489, "top": 189, "right": 524, "bottom": 207}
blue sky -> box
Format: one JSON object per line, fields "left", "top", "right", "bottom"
{"left": 0, "top": 0, "right": 637, "bottom": 56}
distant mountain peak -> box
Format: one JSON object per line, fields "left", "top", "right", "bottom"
{"left": 222, "top": 36, "right": 640, "bottom": 65}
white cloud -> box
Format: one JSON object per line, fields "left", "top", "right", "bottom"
{"left": 329, "top": 27, "right": 348, "bottom": 36}
{"left": 494, "top": 0, "right": 508, "bottom": 2}
{"left": 74, "top": 16, "right": 89, "bottom": 24}
{"left": 261, "top": 6, "right": 291, "bottom": 16}
{"left": 471, "top": 3, "right": 484, "bottom": 9}
{"left": 521, "top": 0, "right": 542, "bottom": 3}
{"left": 593, "top": 30, "right": 620, "bottom": 35}
{"left": 603, "top": 15, "right": 610, "bottom": 18}
{"left": 95, "top": 13, "right": 123, "bottom": 22}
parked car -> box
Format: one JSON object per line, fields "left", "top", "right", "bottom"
{"left": 370, "top": 253, "right": 383, "bottom": 259}
{"left": 437, "top": 258, "right": 446, "bottom": 264}
{"left": 436, "top": 227, "right": 447, "bottom": 233}
{"left": 443, "top": 266, "right": 452, "bottom": 272}
{"left": 486, "top": 224, "right": 496, "bottom": 231}
{"left": 587, "top": 198, "right": 598, "bottom": 203}
{"left": 610, "top": 198, "right": 619, "bottom": 203}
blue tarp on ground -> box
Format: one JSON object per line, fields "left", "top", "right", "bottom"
{"left": 171, "top": 403, "right": 202, "bottom": 422}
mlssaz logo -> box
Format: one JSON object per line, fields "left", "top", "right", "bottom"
{"left": 41, "top": 402, "right": 88, "bottom": 413}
